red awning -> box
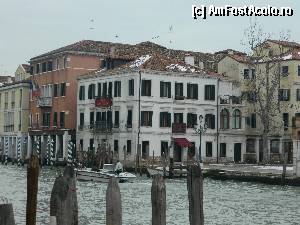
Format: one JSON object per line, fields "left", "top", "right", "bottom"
{"left": 174, "top": 138, "right": 193, "bottom": 148}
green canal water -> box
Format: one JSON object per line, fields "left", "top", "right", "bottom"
{"left": 0, "top": 165, "right": 300, "bottom": 225}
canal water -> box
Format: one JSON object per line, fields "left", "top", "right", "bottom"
{"left": 0, "top": 165, "right": 299, "bottom": 225}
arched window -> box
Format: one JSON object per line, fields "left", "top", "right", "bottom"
{"left": 232, "top": 109, "right": 241, "bottom": 129}
{"left": 220, "top": 109, "right": 230, "bottom": 129}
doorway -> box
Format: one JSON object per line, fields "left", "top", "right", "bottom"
{"left": 234, "top": 143, "right": 241, "bottom": 162}
{"left": 174, "top": 143, "right": 182, "bottom": 162}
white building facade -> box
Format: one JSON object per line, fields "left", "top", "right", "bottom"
{"left": 77, "top": 69, "right": 246, "bottom": 165}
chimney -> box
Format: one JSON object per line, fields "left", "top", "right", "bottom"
{"left": 199, "top": 61, "right": 204, "bottom": 69}
{"left": 185, "top": 56, "right": 195, "bottom": 66}
{"left": 110, "top": 46, "right": 115, "bottom": 57}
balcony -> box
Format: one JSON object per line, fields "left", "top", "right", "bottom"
{"left": 90, "top": 121, "right": 113, "bottom": 133}
{"left": 220, "top": 97, "right": 229, "bottom": 104}
{"left": 4, "top": 125, "right": 14, "bottom": 132}
{"left": 37, "top": 97, "right": 52, "bottom": 108}
{"left": 174, "top": 95, "right": 185, "bottom": 100}
{"left": 172, "top": 123, "right": 186, "bottom": 133}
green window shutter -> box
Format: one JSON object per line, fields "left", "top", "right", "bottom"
{"left": 168, "top": 82, "right": 171, "bottom": 98}
{"left": 160, "top": 82, "right": 163, "bottom": 97}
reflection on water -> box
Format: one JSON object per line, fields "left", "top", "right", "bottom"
{"left": 0, "top": 165, "right": 300, "bottom": 225}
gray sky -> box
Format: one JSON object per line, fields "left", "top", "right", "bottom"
{"left": 0, "top": 0, "right": 299, "bottom": 75}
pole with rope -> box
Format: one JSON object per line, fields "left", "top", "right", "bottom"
{"left": 17, "top": 136, "right": 21, "bottom": 167}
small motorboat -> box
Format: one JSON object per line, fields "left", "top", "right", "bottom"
{"left": 76, "top": 164, "right": 136, "bottom": 183}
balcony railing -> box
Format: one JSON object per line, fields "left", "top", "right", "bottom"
{"left": 37, "top": 97, "right": 52, "bottom": 107}
{"left": 174, "top": 95, "right": 185, "bottom": 100}
{"left": 172, "top": 123, "right": 186, "bottom": 133}
{"left": 90, "top": 121, "right": 113, "bottom": 133}
{"left": 4, "top": 125, "right": 14, "bottom": 132}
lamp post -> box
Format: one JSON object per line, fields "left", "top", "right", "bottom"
{"left": 194, "top": 115, "right": 208, "bottom": 163}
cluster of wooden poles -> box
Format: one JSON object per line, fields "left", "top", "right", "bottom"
{"left": 0, "top": 155, "right": 204, "bottom": 225}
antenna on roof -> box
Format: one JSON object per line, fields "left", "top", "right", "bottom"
{"left": 168, "top": 25, "right": 174, "bottom": 58}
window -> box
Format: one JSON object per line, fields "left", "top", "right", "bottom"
{"left": 174, "top": 113, "right": 183, "bottom": 123}
{"left": 36, "top": 64, "right": 40, "bottom": 74}
{"left": 232, "top": 109, "right": 242, "bottom": 129}
{"left": 90, "top": 111, "right": 94, "bottom": 126}
{"left": 11, "top": 91, "right": 15, "bottom": 108}
{"left": 63, "top": 57, "right": 68, "bottom": 68}
{"left": 298, "top": 65, "right": 300, "bottom": 76}
{"left": 204, "top": 85, "right": 215, "bottom": 100}
{"left": 282, "top": 66, "right": 289, "bottom": 76}
{"left": 246, "top": 139, "right": 256, "bottom": 153}
{"left": 141, "top": 80, "right": 151, "bottom": 96}
{"left": 205, "top": 114, "right": 215, "bottom": 129}
{"left": 42, "top": 112, "right": 50, "bottom": 127}
{"left": 206, "top": 142, "right": 212, "bottom": 157}
{"left": 270, "top": 139, "right": 280, "bottom": 153}
{"left": 114, "top": 140, "right": 119, "bottom": 153}
{"left": 283, "top": 113, "right": 289, "bottom": 129}
{"left": 108, "top": 82, "right": 113, "bottom": 98}
{"left": 243, "top": 69, "right": 255, "bottom": 79}
{"left": 246, "top": 114, "right": 256, "bottom": 128}
{"left": 279, "top": 89, "right": 290, "bottom": 101}
{"left": 187, "top": 83, "right": 198, "bottom": 99}
{"left": 42, "top": 62, "right": 47, "bottom": 72}
{"left": 56, "top": 58, "right": 59, "bottom": 70}
{"left": 141, "top": 111, "right": 153, "bottom": 126}
{"left": 102, "top": 83, "right": 107, "bottom": 97}
{"left": 127, "top": 140, "right": 132, "bottom": 154}
{"left": 88, "top": 84, "right": 96, "bottom": 99}
{"left": 79, "top": 86, "right": 85, "bottom": 100}
{"left": 220, "top": 143, "right": 226, "bottom": 157}
{"left": 47, "top": 61, "right": 53, "bottom": 71}
{"left": 114, "top": 81, "right": 121, "bottom": 97}
{"left": 127, "top": 110, "right": 132, "bottom": 128}
{"left": 97, "top": 83, "right": 101, "bottom": 97}
{"left": 297, "top": 89, "right": 300, "bottom": 101}
{"left": 53, "top": 84, "right": 58, "bottom": 97}
{"left": 187, "top": 113, "right": 197, "bottom": 128}
{"left": 19, "top": 89, "right": 23, "bottom": 108}
{"left": 161, "top": 141, "right": 168, "bottom": 156}
{"left": 4, "top": 92, "right": 8, "bottom": 109}
{"left": 96, "top": 111, "right": 101, "bottom": 122}
{"left": 142, "top": 141, "right": 149, "bottom": 159}
{"left": 114, "top": 111, "right": 119, "bottom": 127}
{"left": 129, "top": 79, "right": 134, "bottom": 96}
{"left": 53, "top": 112, "right": 57, "bottom": 127}
{"left": 60, "top": 83, "right": 66, "bottom": 96}
{"left": 244, "top": 69, "right": 249, "bottom": 79}
{"left": 160, "top": 112, "right": 171, "bottom": 127}
{"left": 160, "top": 81, "right": 171, "bottom": 98}
{"left": 89, "top": 138, "right": 94, "bottom": 151}
{"left": 220, "top": 109, "right": 229, "bottom": 129}
{"left": 80, "top": 113, "right": 84, "bottom": 126}
{"left": 60, "top": 112, "right": 65, "bottom": 128}
{"left": 175, "top": 83, "right": 183, "bottom": 99}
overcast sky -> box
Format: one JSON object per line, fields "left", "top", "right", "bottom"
{"left": 0, "top": 0, "right": 299, "bottom": 75}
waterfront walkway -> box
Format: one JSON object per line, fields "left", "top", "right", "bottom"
{"left": 204, "top": 164, "right": 294, "bottom": 176}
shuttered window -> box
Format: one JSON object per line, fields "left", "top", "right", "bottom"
{"left": 204, "top": 85, "right": 215, "bottom": 100}
{"left": 205, "top": 114, "right": 215, "bottom": 129}
{"left": 160, "top": 81, "right": 171, "bottom": 98}
{"left": 141, "top": 80, "right": 151, "bottom": 96}
{"left": 187, "top": 83, "right": 198, "bottom": 99}
{"left": 160, "top": 112, "right": 171, "bottom": 127}
{"left": 141, "top": 111, "right": 153, "bottom": 126}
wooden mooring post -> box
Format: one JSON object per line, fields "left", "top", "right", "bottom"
{"left": 187, "top": 164, "right": 204, "bottom": 225}
{"left": 50, "top": 166, "right": 78, "bottom": 225}
{"left": 0, "top": 197, "right": 15, "bottom": 225}
{"left": 151, "top": 174, "right": 166, "bottom": 225}
{"left": 26, "top": 155, "right": 39, "bottom": 225}
{"left": 106, "top": 177, "right": 122, "bottom": 225}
